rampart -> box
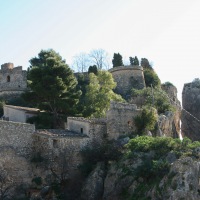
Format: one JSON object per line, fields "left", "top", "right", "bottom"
{"left": 109, "top": 65, "right": 145, "bottom": 98}
{"left": 0, "top": 120, "right": 35, "bottom": 157}
{"left": 107, "top": 101, "right": 141, "bottom": 139}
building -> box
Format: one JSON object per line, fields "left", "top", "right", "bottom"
{"left": 3, "top": 105, "right": 39, "bottom": 123}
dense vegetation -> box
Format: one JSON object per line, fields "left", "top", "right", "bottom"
{"left": 121, "top": 136, "right": 200, "bottom": 199}
{"left": 131, "top": 87, "right": 175, "bottom": 114}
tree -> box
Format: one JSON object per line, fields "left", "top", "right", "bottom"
{"left": 129, "top": 57, "right": 134, "bottom": 65}
{"left": 144, "top": 68, "right": 161, "bottom": 88}
{"left": 141, "top": 58, "right": 151, "bottom": 68}
{"left": 112, "top": 53, "right": 123, "bottom": 67}
{"left": 72, "top": 52, "right": 89, "bottom": 72}
{"left": 89, "top": 49, "right": 110, "bottom": 70}
{"left": 88, "top": 65, "right": 98, "bottom": 75}
{"left": 22, "top": 49, "right": 81, "bottom": 128}
{"left": 130, "top": 56, "right": 139, "bottom": 66}
{"left": 84, "top": 71, "right": 124, "bottom": 117}
{"left": 133, "top": 56, "right": 139, "bottom": 65}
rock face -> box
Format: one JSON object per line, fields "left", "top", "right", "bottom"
{"left": 161, "top": 84, "right": 181, "bottom": 138}
{"left": 182, "top": 80, "right": 200, "bottom": 140}
{"left": 151, "top": 157, "right": 200, "bottom": 200}
{"left": 84, "top": 153, "right": 200, "bottom": 200}
{"left": 81, "top": 162, "right": 106, "bottom": 200}
{"left": 156, "top": 111, "right": 180, "bottom": 138}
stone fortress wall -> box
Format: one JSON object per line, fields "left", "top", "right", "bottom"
{"left": 109, "top": 65, "right": 146, "bottom": 98}
{"left": 0, "top": 63, "right": 27, "bottom": 99}
{"left": 107, "top": 101, "right": 141, "bottom": 139}
{"left": 0, "top": 120, "right": 35, "bottom": 157}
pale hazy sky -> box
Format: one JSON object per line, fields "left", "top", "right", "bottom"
{"left": 0, "top": 0, "right": 200, "bottom": 101}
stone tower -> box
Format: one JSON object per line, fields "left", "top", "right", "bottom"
{"left": 109, "top": 65, "right": 145, "bottom": 98}
{"left": 0, "top": 63, "right": 27, "bottom": 100}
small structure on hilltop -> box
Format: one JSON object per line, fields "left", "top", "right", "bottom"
{"left": 0, "top": 63, "right": 27, "bottom": 100}
{"left": 109, "top": 65, "right": 146, "bottom": 98}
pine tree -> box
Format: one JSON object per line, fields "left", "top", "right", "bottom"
{"left": 22, "top": 49, "right": 81, "bottom": 127}
{"left": 112, "top": 53, "right": 123, "bottom": 67}
{"left": 133, "top": 56, "right": 139, "bottom": 65}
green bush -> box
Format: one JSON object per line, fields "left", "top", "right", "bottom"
{"left": 162, "top": 82, "right": 174, "bottom": 87}
{"left": 131, "top": 87, "right": 175, "bottom": 114}
{"left": 144, "top": 68, "right": 161, "bottom": 88}
{"left": 123, "top": 136, "right": 200, "bottom": 199}
{"left": 134, "top": 107, "right": 158, "bottom": 135}
{"left": 126, "top": 136, "right": 200, "bottom": 157}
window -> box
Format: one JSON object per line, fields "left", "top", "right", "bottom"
{"left": 7, "top": 76, "right": 10, "bottom": 82}
{"left": 80, "top": 128, "right": 83, "bottom": 134}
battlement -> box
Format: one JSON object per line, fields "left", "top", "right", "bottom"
{"left": 0, "top": 63, "right": 27, "bottom": 99}
{"left": 109, "top": 65, "right": 143, "bottom": 73}
{"left": 1, "top": 63, "right": 14, "bottom": 71}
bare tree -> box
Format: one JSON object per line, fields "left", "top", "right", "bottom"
{"left": 89, "top": 49, "right": 111, "bottom": 70}
{"left": 72, "top": 52, "right": 89, "bottom": 72}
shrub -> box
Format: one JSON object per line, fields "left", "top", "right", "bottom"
{"left": 162, "top": 82, "right": 174, "bottom": 87}
{"left": 126, "top": 136, "right": 200, "bottom": 157}
{"left": 131, "top": 87, "right": 175, "bottom": 114}
{"left": 134, "top": 107, "right": 158, "bottom": 135}
{"left": 144, "top": 68, "right": 161, "bottom": 88}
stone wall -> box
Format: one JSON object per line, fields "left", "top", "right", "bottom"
{"left": 109, "top": 65, "right": 145, "bottom": 98}
{"left": 32, "top": 130, "right": 90, "bottom": 170}
{"left": 67, "top": 117, "right": 107, "bottom": 141}
{"left": 0, "top": 120, "right": 35, "bottom": 157}
{"left": 107, "top": 101, "right": 141, "bottom": 139}
{"left": 0, "top": 63, "right": 27, "bottom": 100}
{"left": 182, "top": 81, "right": 200, "bottom": 140}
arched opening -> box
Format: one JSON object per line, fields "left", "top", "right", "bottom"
{"left": 7, "top": 75, "right": 10, "bottom": 82}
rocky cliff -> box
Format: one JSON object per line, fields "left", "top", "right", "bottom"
{"left": 81, "top": 137, "right": 200, "bottom": 200}
{"left": 182, "top": 79, "right": 200, "bottom": 140}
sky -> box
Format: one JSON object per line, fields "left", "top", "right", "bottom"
{"left": 0, "top": 0, "right": 200, "bottom": 102}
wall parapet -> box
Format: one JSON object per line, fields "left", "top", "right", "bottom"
{"left": 108, "top": 65, "right": 143, "bottom": 73}
{"left": 67, "top": 117, "right": 106, "bottom": 125}
{"left": 110, "top": 101, "right": 138, "bottom": 111}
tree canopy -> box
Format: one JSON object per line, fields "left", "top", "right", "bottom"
{"left": 84, "top": 71, "right": 124, "bottom": 117}
{"left": 112, "top": 53, "right": 123, "bottom": 67}
{"left": 22, "top": 49, "right": 81, "bottom": 127}
{"left": 130, "top": 56, "right": 139, "bottom": 66}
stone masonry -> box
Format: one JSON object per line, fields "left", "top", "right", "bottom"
{"left": 0, "top": 63, "right": 27, "bottom": 100}
{"left": 109, "top": 65, "right": 146, "bottom": 98}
